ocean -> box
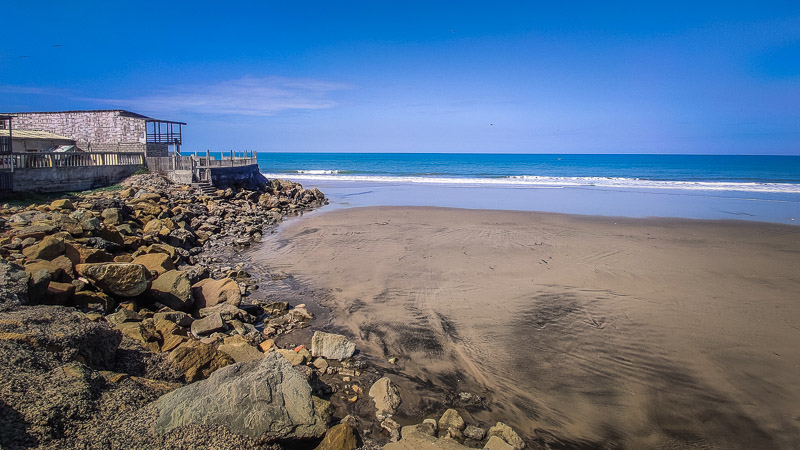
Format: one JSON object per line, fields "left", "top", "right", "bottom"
{"left": 245, "top": 153, "right": 800, "bottom": 224}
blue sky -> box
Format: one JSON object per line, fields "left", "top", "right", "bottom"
{"left": 2, "top": 1, "right": 799, "bottom": 154}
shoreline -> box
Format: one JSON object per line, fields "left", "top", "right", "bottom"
{"left": 256, "top": 205, "right": 800, "bottom": 448}
{"left": 291, "top": 179, "right": 800, "bottom": 226}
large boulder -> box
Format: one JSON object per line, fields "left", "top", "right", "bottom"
{"left": 150, "top": 270, "right": 192, "bottom": 311}
{"left": 191, "top": 277, "right": 241, "bottom": 311}
{"left": 75, "top": 263, "right": 150, "bottom": 297}
{"left": 369, "top": 376, "right": 402, "bottom": 418}
{"left": 311, "top": 331, "right": 357, "bottom": 361}
{"left": 153, "top": 352, "right": 332, "bottom": 440}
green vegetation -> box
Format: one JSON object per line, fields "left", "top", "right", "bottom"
{"left": 133, "top": 165, "right": 150, "bottom": 175}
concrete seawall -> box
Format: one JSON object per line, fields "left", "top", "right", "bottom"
{"left": 209, "top": 164, "right": 266, "bottom": 190}
{"left": 2, "top": 164, "right": 143, "bottom": 193}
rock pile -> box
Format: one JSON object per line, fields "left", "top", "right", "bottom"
{"left": 384, "top": 408, "right": 525, "bottom": 449}
{"left": 0, "top": 174, "right": 327, "bottom": 383}
{"left": 0, "top": 173, "right": 334, "bottom": 447}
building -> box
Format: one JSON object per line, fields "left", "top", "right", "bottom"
{"left": 0, "top": 129, "right": 76, "bottom": 153}
{"left": 2, "top": 110, "right": 185, "bottom": 157}
{"left": 0, "top": 116, "right": 11, "bottom": 153}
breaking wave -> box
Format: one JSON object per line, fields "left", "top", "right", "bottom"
{"left": 261, "top": 173, "right": 800, "bottom": 194}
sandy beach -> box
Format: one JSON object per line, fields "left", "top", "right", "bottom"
{"left": 255, "top": 206, "right": 800, "bottom": 448}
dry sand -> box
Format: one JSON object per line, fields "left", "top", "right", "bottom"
{"left": 255, "top": 206, "right": 800, "bottom": 448}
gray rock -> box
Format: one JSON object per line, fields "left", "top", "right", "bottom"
{"left": 311, "top": 330, "right": 356, "bottom": 360}
{"left": 191, "top": 313, "right": 225, "bottom": 336}
{"left": 368, "top": 376, "right": 401, "bottom": 418}
{"left": 152, "top": 352, "right": 332, "bottom": 440}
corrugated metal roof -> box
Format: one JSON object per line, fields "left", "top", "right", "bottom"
{"left": 0, "top": 110, "right": 186, "bottom": 125}
{"left": 1, "top": 109, "right": 153, "bottom": 119}
{"left": 0, "top": 129, "right": 74, "bottom": 140}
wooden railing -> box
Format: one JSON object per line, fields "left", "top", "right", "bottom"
{"left": 146, "top": 150, "right": 258, "bottom": 183}
{"left": 0, "top": 152, "right": 144, "bottom": 172}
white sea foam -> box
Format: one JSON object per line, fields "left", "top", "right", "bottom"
{"left": 261, "top": 172, "right": 800, "bottom": 194}
{"left": 296, "top": 169, "right": 339, "bottom": 174}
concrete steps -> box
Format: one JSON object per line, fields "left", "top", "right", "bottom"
{"left": 191, "top": 182, "right": 217, "bottom": 195}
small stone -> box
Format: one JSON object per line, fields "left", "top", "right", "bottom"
{"left": 106, "top": 308, "right": 142, "bottom": 325}
{"left": 153, "top": 310, "right": 193, "bottom": 327}
{"left": 258, "top": 339, "right": 275, "bottom": 352}
{"left": 311, "top": 331, "right": 356, "bottom": 360}
{"left": 487, "top": 422, "right": 524, "bottom": 450}
{"left": 315, "top": 423, "right": 359, "bottom": 450}
{"left": 381, "top": 417, "right": 401, "bottom": 442}
{"left": 369, "top": 376, "right": 402, "bottom": 418}
{"left": 101, "top": 208, "right": 122, "bottom": 225}
{"left": 439, "top": 408, "right": 466, "bottom": 432}
{"left": 312, "top": 357, "right": 329, "bottom": 372}
{"left": 423, "top": 418, "right": 438, "bottom": 432}
{"left": 464, "top": 425, "right": 486, "bottom": 440}
{"left": 50, "top": 199, "right": 75, "bottom": 210}
{"left": 190, "top": 313, "right": 225, "bottom": 336}
{"left": 276, "top": 348, "right": 307, "bottom": 365}
{"left": 484, "top": 435, "right": 516, "bottom": 450}
{"left": 415, "top": 421, "right": 437, "bottom": 437}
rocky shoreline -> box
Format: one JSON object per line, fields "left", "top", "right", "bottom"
{"left": 0, "top": 174, "right": 524, "bottom": 449}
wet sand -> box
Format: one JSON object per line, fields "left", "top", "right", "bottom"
{"left": 255, "top": 206, "right": 800, "bottom": 448}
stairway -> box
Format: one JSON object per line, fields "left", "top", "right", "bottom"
{"left": 191, "top": 181, "right": 217, "bottom": 195}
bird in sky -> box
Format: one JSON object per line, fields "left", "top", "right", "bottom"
{"left": 53, "top": 44, "right": 63, "bottom": 47}
{"left": 19, "top": 55, "right": 30, "bottom": 59}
